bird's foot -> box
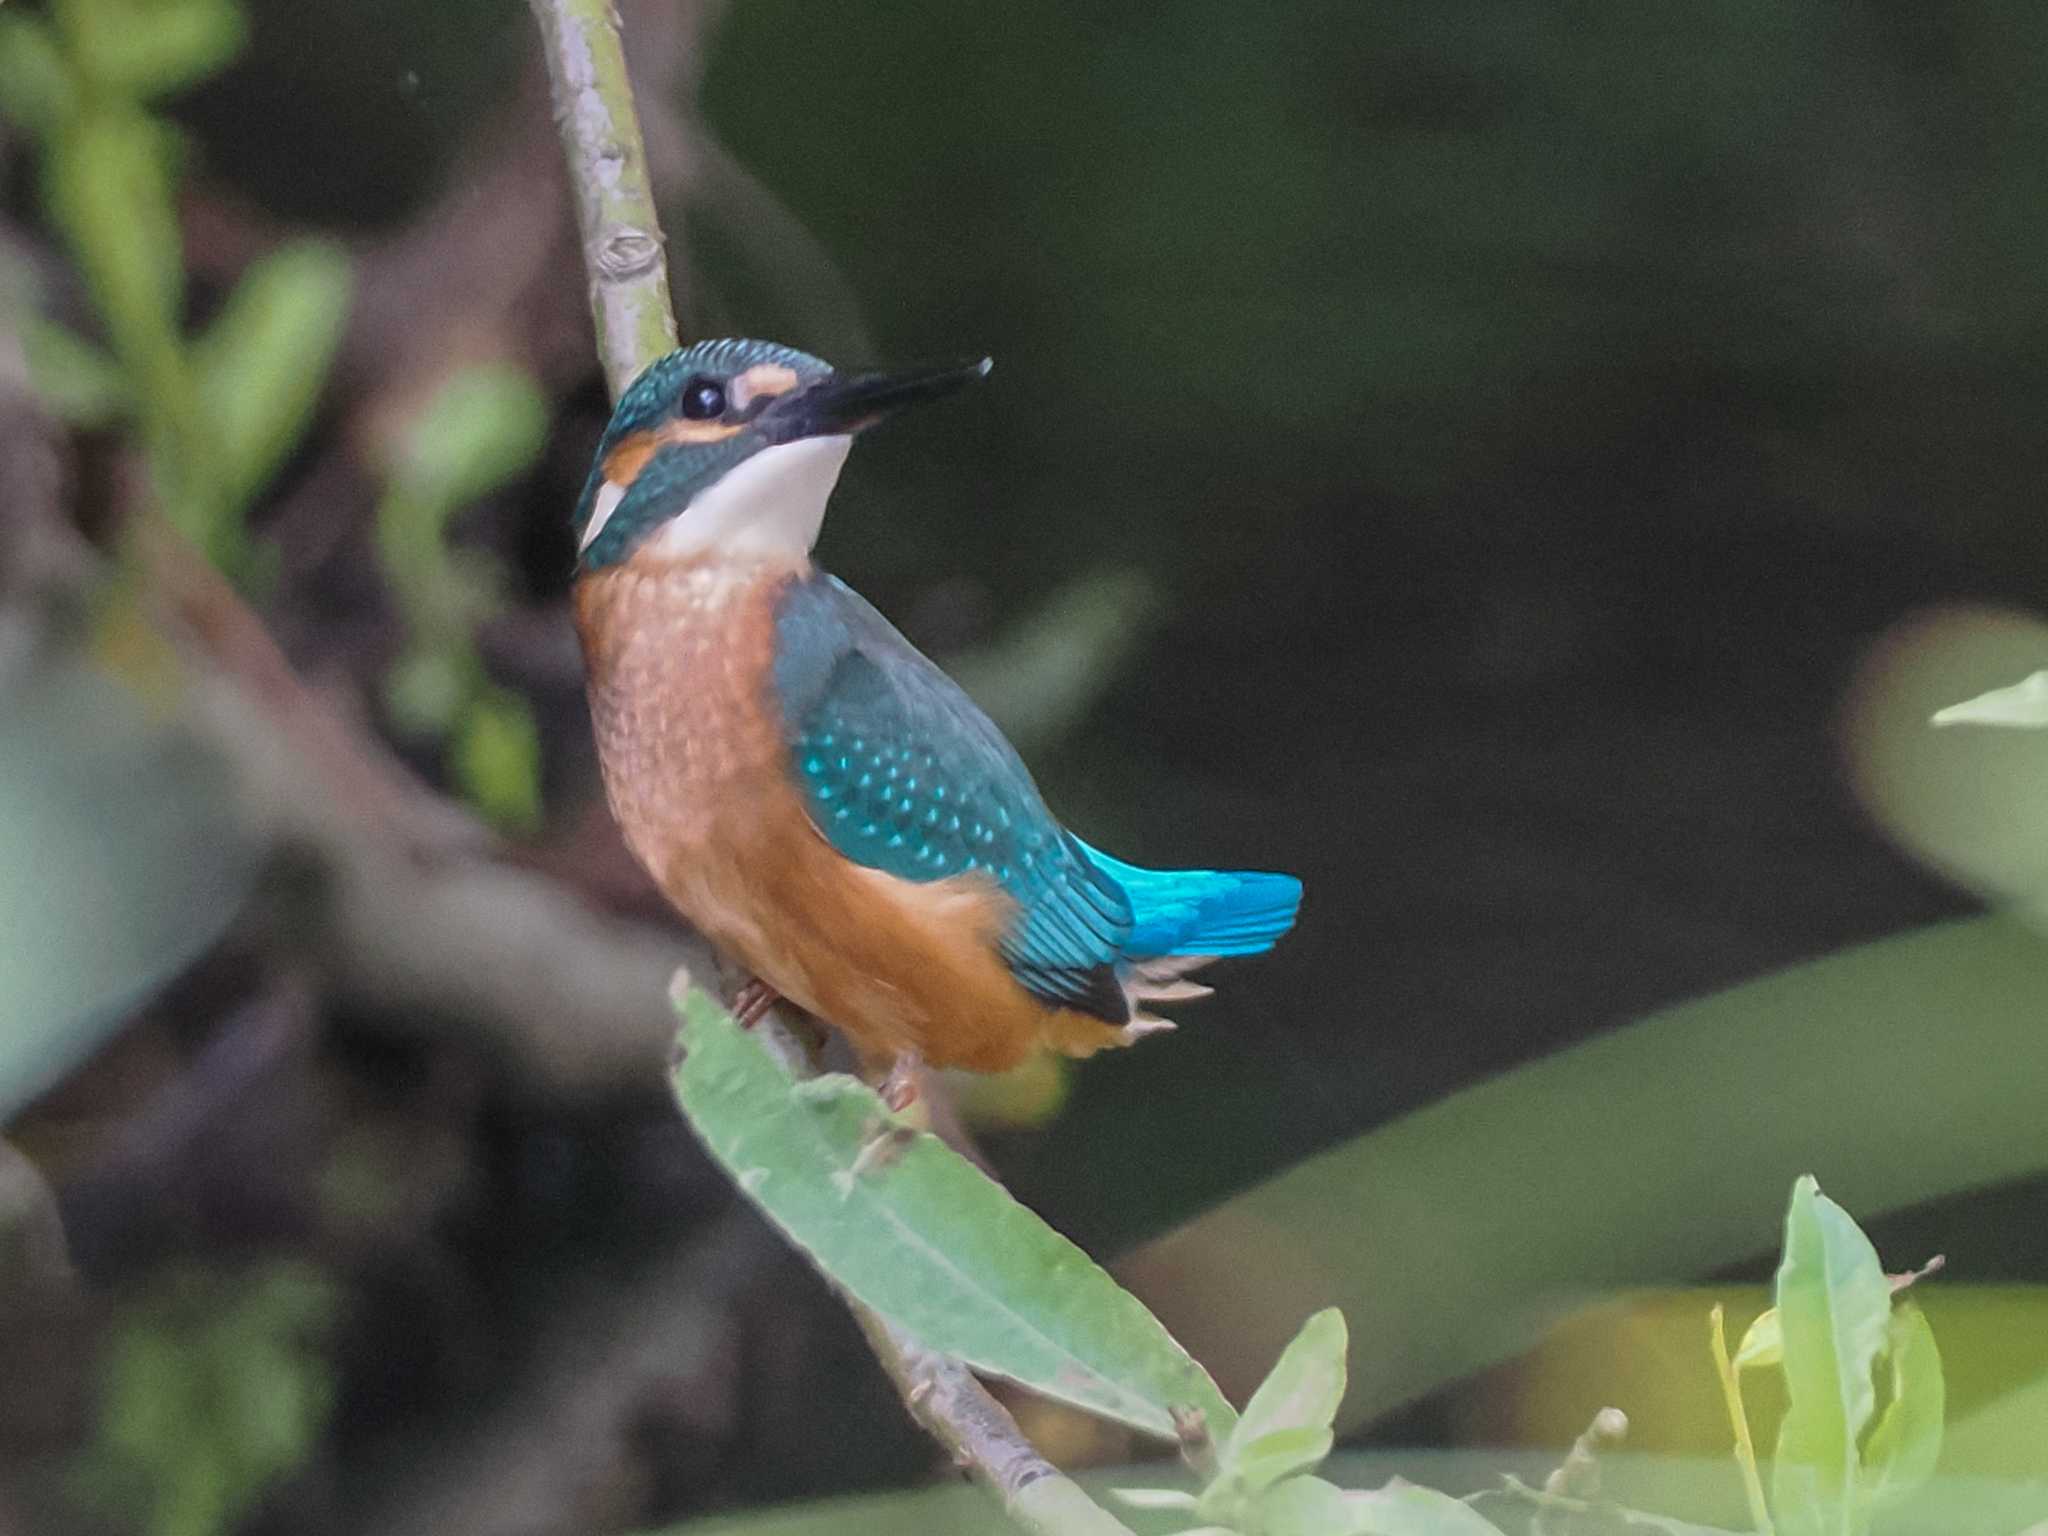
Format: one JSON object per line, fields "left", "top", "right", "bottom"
{"left": 878, "top": 1052, "right": 924, "bottom": 1114}
{"left": 833, "top": 1053, "right": 926, "bottom": 1192}
{"left": 731, "top": 977, "right": 780, "bottom": 1029}
{"left": 845, "top": 1122, "right": 918, "bottom": 1186}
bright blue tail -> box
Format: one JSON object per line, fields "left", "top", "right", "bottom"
{"left": 1073, "top": 839, "right": 1302, "bottom": 960}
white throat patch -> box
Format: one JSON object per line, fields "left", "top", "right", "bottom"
{"left": 578, "top": 478, "right": 627, "bottom": 553}
{"left": 647, "top": 434, "right": 853, "bottom": 561}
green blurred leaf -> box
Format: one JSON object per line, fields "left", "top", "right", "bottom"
{"left": 46, "top": 106, "right": 183, "bottom": 369}
{"left": 1259, "top": 1474, "right": 1355, "bottom": 1536}
{"left": 1121, "top": 917, "right": 2048, "bottom": 1433}
{"left": 1259, "top": 1476, "right": 1506, "bottom": 1536}
{"left": 1733, "top": 1307, "right": 1782, "bottom": 1371}
{"left": 389, "top": 362, "right": 548, "bottom": 514}
{"left": 1213, "top": 1427, "right": 1334, "bottom": 1512}
{"left": 0, "top": 650, "right": 256, "bottom": 1120}
{"left": 1929, "top": 669, "right": 2048, "bottom": 729}
{"left": 1859, "top": 1304, "right": 1944, "bottom": 1515}
{"left": 383, "top": 646, "right": 474, "bottom": 739}
{"left": 1770, "top": 1176, "right": 1890, "bottom": 1536}
{"left": 669, "top": 983, "right": 1235, "bottom": 1440}
{"left": 452, "top": 686, "right": 542, "bottom": 834}
{"left": 194, "top": 239, "right": 352, "bottom": 508}
{"left": 65, "top": 0, "right": 246, "bottom": 100}
{"left": 23, "top": 316, "right": 128, "bottom": 427}
{"left": 85, "top": 1262, "right": 333, "bottom": 1536}
{"left": 0, "top": 14, "right": 78, "bottom": 134}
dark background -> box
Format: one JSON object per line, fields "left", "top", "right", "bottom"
{"left": 5, "top": 0, "right": 2045, "bottom": 1531}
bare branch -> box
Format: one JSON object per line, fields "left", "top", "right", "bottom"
{"left": 527, "top": 0, "right": 679, "bottom": 398}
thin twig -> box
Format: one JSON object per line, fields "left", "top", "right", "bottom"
{"left": 527, "top": 0, "right": 678, "bottom": 398}
{"left": 527, "top": 5, "right": 1133, "bottom": 1527}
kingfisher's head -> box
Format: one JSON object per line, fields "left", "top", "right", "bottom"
{"left": 572, "top": 338, "right": 991, "bottom": 571}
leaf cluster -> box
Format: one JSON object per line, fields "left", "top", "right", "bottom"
{"left": 1, "top": 0, "right": 349, "bottom": 579}
{"left": 670, "top": 989, "right": 1977, "bottom": 1536}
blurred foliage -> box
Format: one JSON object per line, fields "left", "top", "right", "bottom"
{"left": 0, "top": 649, "right": 255, "bottom": 1121}
{"left": 375, "top": 362, "right": 549, "bottom": 830}
{"left": 0, "top": 0, "right": 350, "bottom": 579}
{"left": 4, "top": 0, "right": 2047, "bottom": 1531}
{"left": 1713, "top": 1178, "right": 1945, "bottom": 1535}
{"left": 663, "top": 1174, "right": 1985, "bottom": 1535}
{"left": 1119, "top": 915, "right": 2048, "bottom": 1435}
{"left": 80, "top": 1261, "right": 336, "bottom": 1536}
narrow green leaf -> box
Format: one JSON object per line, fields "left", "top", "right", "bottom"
{"left": 389, "top": 363, "right": 548, "bottom": 514}
{"left": 1858, "top": 1303, "right": 1944, "bottom": 1513}
{"left": 1733, "top": 1307, "right": 1782, "bottom": 1371}
{"left": 0, "top": 14, "right": 77, "bottom": 134}
{"left": 1769, "top": 1176, "right": 1891, "bottom": 1536}
{"left": 47, "top": 106, "right": 183, "bottom": 369}
{"left": 1228, "top": 1308, "right": 1348, "bottom": 1462}
{"left": 669, "top": 985, "right": 1235, "bottom": 1440}
{"left": 67, "top": 0, "right": 245, "bottom": 99}
{"left": 194, "top": 240, "right": 352, "bottom": 508}
{"left": 1224, "top": 1426, "right": 1335, "bottom": 1500}
{"left": 452, "top": 688, "right": 543, "bottom": 834}
{"left": 22, "top": 317, "right": 128, "bottom": 427}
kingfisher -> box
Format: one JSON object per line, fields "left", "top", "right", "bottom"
{"left": 571, "top": 338, "right": 1301, "bottom": 1088}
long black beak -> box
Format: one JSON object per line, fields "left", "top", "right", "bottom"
{"left": 766, "top": 357, "right": 992, "bottom": 441}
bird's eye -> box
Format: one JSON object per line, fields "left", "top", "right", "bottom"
{"left": 680, "top": 376, "right": 727, "bottom": 420}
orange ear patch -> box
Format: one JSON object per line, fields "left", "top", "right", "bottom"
{"left": 602, "top": 418, "right": 746, "bottom": 488}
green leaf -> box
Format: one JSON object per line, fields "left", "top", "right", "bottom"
{"left": 22, "top": 317, "right": 128, "bottom": 427}
{"left": 1260, "top": 1476, "right": 1506, "bottom": 1536}
{"left": 1230, "top": 1308, "right": 1349, "bottom": 1461}
{"left": 47, "top": 105, "right": 183, "bottom": 372}
{"left": 1226, "top": 1426, "right": 1336, "bottom": 1501}
{"left": 194, "top": 239, "right": 352, "bottom": 509}
{"left": 1732, "top": 1307, "right": 1782, "bottom": 1370}
{"left": 0, "top": 14, "right": 78, "bottom": 134}
{"left": 452, "top": 687, "right": 543, "bottom": 834}
{"left": 1859, "top": 1303, "right": 1944, "bottom": 1513}
{"left": 66, "top": 0, "right": 246, "bottom": 99}
{"left": 1769, "top": 1175, "right": 1891, "bottom": 1536}
{"left": 389, "top": 362, "right": 548, "bottom": 514}
{"left": 669, "top": 984, "right": 1235, "bottom": 1441}
{"left": 1259, "top": 1475, "right": 1357, "bottom": 1536}
{"left": 1928, "top": 669, "right": 2048, "bottom": 729}
{"left": 1121, "top": 916, "right": 2048, "bottom": 1434}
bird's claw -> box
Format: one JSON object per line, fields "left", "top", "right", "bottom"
{"left": 732, "top": 978, "right": 779, "bottom": 1029}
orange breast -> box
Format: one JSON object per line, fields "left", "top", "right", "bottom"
{"left": 575, "top": 551, "right": 1125, "bottom": 1072}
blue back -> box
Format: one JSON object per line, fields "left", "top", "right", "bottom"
{"left": 772, "top": 572, "right": 1302, "bottom": 1022}
{"left": 773, "top": 573, "right": 1134, "bottom": 1020}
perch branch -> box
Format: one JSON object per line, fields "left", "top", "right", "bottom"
{"left": 527, "top": 0, "right": 679, "bottom": 397}
{"left": 525, "top": 6, "right": 1130, "bottom": 1521}
{"left": 724, "top": 999, "right": 1136, "bottom": 1536}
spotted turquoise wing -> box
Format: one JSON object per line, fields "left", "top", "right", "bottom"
{"left": 772, "top": 571, "right": 1133, "bottom": 1021}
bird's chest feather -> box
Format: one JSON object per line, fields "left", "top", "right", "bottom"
{"left": 574, "top": 553, "right": 800, "bottom": 874}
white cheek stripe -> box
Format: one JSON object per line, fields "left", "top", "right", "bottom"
{"left": 579, "top": 479, "right": 626, "bottom": 552}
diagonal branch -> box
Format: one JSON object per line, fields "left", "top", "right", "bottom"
{"left": 527, "top": 0, "right": 679, "bottom": 400}
{"left": 524, "top": 5, "right": 1134, "bottom": 1530}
